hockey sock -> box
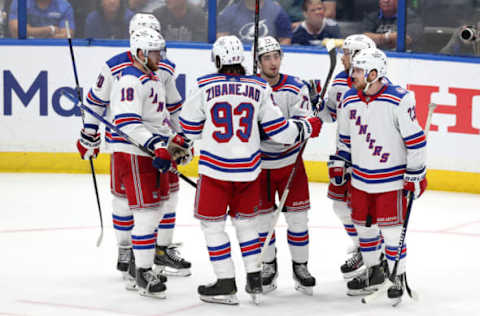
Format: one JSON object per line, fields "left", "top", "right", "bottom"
{"left": 333, "top": 200, "right": 359, "bottom": 247}
{"left": 233, "top": 217, "right": 261, "bottom": 273}
{"left": 256, "top": 212, "right": 276, "bottom": 262}
{"left": 156, "top": 191, "right": 178, "bottom": 246}
{"left": 354, "top": 224, "right": 382, "bottom": 267}
{"left": 285, "top": 212, "right": 309, "bottom": 264}
{"left": 112, "top": 196, "right": 133, "bottom": 247}
{"left": 131, "top": 209, "right": 162, "bottom": 269}
{"left": 201, "top": 220, "right": 235, "bottom": 279}
{"left": 381, "top": 226, "right": 407, "bottom": 275}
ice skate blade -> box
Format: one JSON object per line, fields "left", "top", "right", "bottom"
{"left": 125, "top": 278, "right": 137, "bottom": 291}
{"left": 138, "top": 288, "right": 166, "bottom": 299}
{"left": 154, "top": 265, "right": 191, "bottom": 277}
{"left": 342, "top": 265, "right": 367, "bottom": 280}
{"left": 361, "top": 282, "right": 389, "bottom": 303}
{"left": 250, "top": 293, "right": 261, "bottom": 305}
{"left": 391, "top": 297, "right": 402, "bottom": 307}
{"left": 262, "top": 281, "right": 277, "bottom": 294}
{"left": 294, "top": 281, "right": 313, "bottom": 296}
{"left": 199, "top": 294, "right": 239, "bottom": 305}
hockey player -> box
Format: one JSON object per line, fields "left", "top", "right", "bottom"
{"left": 76, "top": 13, "right": 191, "bottom": 280}
{"left": 254, "top": 36, "right": 316, "bottom": 295}
{"left": 336, "top": 48, "right": 427, "bottom": 302}
{"left": 318, "top": 34, "right": 377, "bottom": 280}
{"left": 179, "top": 35, "right": 322, "bottom": 305}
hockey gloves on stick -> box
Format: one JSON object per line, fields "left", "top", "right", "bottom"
{"left": 304, "top": 79, "right": 322, "bottom": 106}
{"left": 403, "top": 167, "right": 427, "bottom": 199}
{"left": 77, "top": 129, "right": 101, "bottom": 160}
{"left": 167, "top": 134, "right": 194, "bottom": 165}
{"left": 153, "top": 147, "right": 172, "bottom": 173}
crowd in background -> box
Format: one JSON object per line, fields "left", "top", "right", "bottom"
{"left": 0, "top": 0, "right": 479, "bottom": 56}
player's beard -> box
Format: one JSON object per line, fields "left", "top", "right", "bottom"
{"left": 353, "top": 79, "right": 366, "bottom": 91}
{"left": 147, "top": 58, "right": 159, "bottom": 72}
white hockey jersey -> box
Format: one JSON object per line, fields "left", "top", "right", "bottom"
{"left": 109, "top": 66, "right": 172, "bottom": 157}
{"left": 179, "top": 73, "right": 306, "bottom": 182}
{"left": 261, "top": 74, "right": 312, "bottom": 169}
{"left": 82, "top": 51, "right": 183, "bottom": 142}
{"left": 337, "top": 83, "right": 427, "bottom": 193}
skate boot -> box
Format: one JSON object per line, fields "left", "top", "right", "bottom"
{"left": 125, "top": 252, "right": 167, "bottom": 291}
{"left": 154, "top": 245, "right": 191, "bottom": 277}
{"left": 347, "top": 262, "right": 385, "bottom": 296}
{"left": 293, "top": 262, "right": 316, "bottom": 296}
{"left": 136, "top": 267, "right": 167, "bottom": 299}
{"left": 246, "top": 271, "right": 262, "bottom": 304}
{"left": 261, "top": 258, "right": 279, "bottom": 294}
{"left": 198, "top": 278, "right": 239, "bottom": 305}
{"left": 340, "top": 248, "right": 366, "bottom": 279}
{"left": 388, "top": 273, "right": 405, "bottom": 306}
{"left": 117, "top": 245, "right": 132, "bottom": 278}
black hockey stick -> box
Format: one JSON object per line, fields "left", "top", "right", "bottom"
{"left": 362, "top": 103, "right": 437, "bottom": 305}
{"left": 252, "top": 0, "right": 260, "bottom": 74}
{"left": 78, "top": 103, "right": 197, "bottom": 189}
{"left": 257, "top": 42, "right": 338, "bottom": 265}
{"left": 65, "top": 21, "right": 104, "bottom": 247}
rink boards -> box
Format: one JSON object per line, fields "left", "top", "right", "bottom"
{"left": 0, "top": 44, "right": 479, "bottom": 193}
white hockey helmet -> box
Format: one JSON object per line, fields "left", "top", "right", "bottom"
{"left": 257, "top": 36, "right": 282, "bottom": 60}
{"left": 352, "top": 48, "right": 387, "bottom": 92}
{"left": 130, "top": 27, "right": 166, "bottom": 68}
{"left": 342, "top": 34, "right": 376, "bottom": 60}
{"left": 129, "top": 13, "right": 161, "bottom": 35}
{"left": 211, "top": 35, "right": 245, "bottom": 69}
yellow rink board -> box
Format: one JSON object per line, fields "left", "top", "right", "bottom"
{"left": 1, "top": 152, "right": 479, "bottom": 194}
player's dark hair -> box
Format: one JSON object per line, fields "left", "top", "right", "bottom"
{"left": 218, "top": 64, "right": 246, "bottom": 75}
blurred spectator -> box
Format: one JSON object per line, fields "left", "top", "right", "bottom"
{"left": 153, "top": 0, "right": 206, "bottom": 41}
{"left": 362, "top": 0, "right": 423, "bottom": 50}
{"left": 217, "top": 0, "right": 292, "bottom": 44}
{"left": 9, "top": 0, "right": 75, "bottom": 38}
{"left": 292, "top": 0, "right": 341, "bottom": 46}
{"left": 276, "top": 0, "right": 336, "bottom": 23}
{"left": 69, "top": 0, "right": 95, "bottom": 38}
{"left": 0, "top": 0, "right": 12, "bottom": 37}
{"left": 128, "top": 0, "right": 163, "bottom": 13}
{"left": 84, "top": 0, "right": 134, "bottom": 39}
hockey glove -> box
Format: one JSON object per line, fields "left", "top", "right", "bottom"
{"left": 167, "top": 134, "right": 193, "bottom": 164}
{"left": 153, "top": 147, "right": 172, "bottom": 173}
{"left": 403, "top": 167, "right": 427, "bottom": 199}
{"left": 76, "top": 129, "right": 101, "bottom": 160}
{"left": 327, "top": 155, "right": 351, "bottom": 186}
{"left": 294, "top": 117, "right": 323, "bottom": 143}
{"left": 304, "top": 79, "right": 322, "bottom": 105}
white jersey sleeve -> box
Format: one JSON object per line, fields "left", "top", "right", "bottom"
{"left": 83, "top": 64, "right": 112, "bottom": 134}
{"left": 336, "top": 93, "right": 352, "bottom": 163}
{"left": 178, "top": 87, "right": 205, "bottom": 141}
{"left": 158, "top": 60, "right": 184, "bottom": 134}
{"left": 395, "top": 91, "right": 427, "bottom": 171}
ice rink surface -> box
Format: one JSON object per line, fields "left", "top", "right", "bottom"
{"left": 1, "top": 173, "right": 479, "bottom": 316}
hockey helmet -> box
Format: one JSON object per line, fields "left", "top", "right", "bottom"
{"left": 130, "top": 27, "right": 166, "bottom": 67}
{"left": 352, "top": 47, "right": 387, "bottom": 80}
{"left": 211, "top": 35, "right": 245, "bottom": 69}
{"left": 257, "top": 36, "right": 282, "bottom": 60}
{"left": 129, "top": 13, "right": 161, "bottom": 35}
{"left": 342, "top": 34, "right": 376, "bottom": 60}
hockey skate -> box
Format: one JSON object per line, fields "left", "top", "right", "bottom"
{"left": 347, "top": 263, "right": 385, "bottom": 296}
{"left": 125, "top": 252, "right": 167, "bottom": 291}
{"left": 246, "top": 271, "right": 262, "bottom": 305}
{"left": 261, "top": 259, "right": 279, "bottom": 294}
{"left": 198, "top": 278, "right": 239, "bottom": 305}
{"left": 292, "top": 262, "right": 316, "bottom": 296}
{"left": 136, "top": 267, "right": 167, "bottom": 299}
{"left": 340, "top": 248, "right": 366, "bottom": 279}
{"left": 117, "top": 245, "right": 132, "bottom": 279}
{"left": 154, "top": 245, "right": 191, "bottom": 277}
{"left": 388, "top": 273, "right": 405, "bottom": 307}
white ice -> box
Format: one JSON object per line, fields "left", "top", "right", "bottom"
{"left": 1, "top": 173, "right": 479, "bottom": 316}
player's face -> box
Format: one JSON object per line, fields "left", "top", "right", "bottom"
{"left": 147, "top": 50, "right": 161, "bottom": 71}
{"left": 260, "top": 51, "right": 281, "bottom": 78}
{"left": 304, "top": 2, "right": 325, "bottom": 27}
{"left": 341, "top": 49, "right": 351, "bottom": 71}
{"left": 352, "top": 67, "right": 366, "bottom": 90}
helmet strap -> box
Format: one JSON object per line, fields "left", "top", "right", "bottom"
{"left": 135, "top": 49, "right": 152, "bottom": 73}
{"left": 363, "top": 70, "right": 379, "bottom": 93}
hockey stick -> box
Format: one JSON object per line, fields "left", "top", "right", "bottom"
{"left": 65, "top": 21, "right": 104, "bottom": 247}
{"left": 252, "top": 0, "right": 260, "bottom": 74}
{"left": 362, "top": 102, "right": 437, "bottom": 305}
{"left": 257, "top": 42, "right": 337, "bottom": 266}
{"left": 78, "top": 103, "right": 197, "bottom": 189}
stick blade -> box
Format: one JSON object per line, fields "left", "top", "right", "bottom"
{"left": 96, "top": 229, "right": 104, "bottom": 247}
